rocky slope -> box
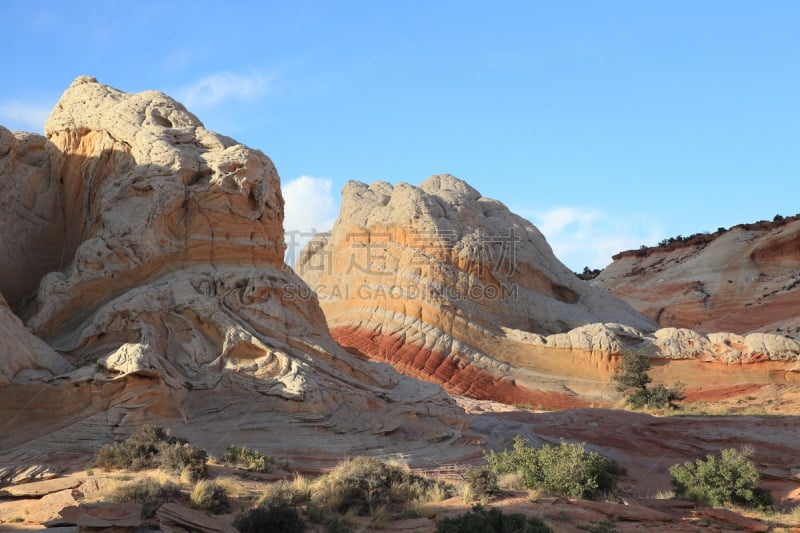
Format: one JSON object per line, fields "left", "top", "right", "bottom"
{"left": 597, "top": 217, "right": 800, "bottom": 336}
{"left": 0, "top": 77, "right": 474, "bottom": 476}
{"left": 296, "top": 176, "right": 654, "bottom": 406}
{"left": 298, "top": 179, "right": 800, "bottom": 407}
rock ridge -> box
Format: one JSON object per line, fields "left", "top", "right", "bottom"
{"left": 0, "top": 78, "right": 472, "bottom": 471}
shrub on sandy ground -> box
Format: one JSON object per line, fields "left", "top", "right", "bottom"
{"left": 233, "top": 501, "right": 307, "bottom": 533}
{"left": 435, "top": 504, "right": 554, "bottom": 533}
{"left": 96, "top": 424, "right": 208, "bottom": 480}
{"left": 257, "top": 478, "right": 311, "bottom": 507}
{"left": 108, "top": 477, "right": 180, "bottom": 518}
{"left": 158, "top": 441, "right": 208, "bottom": 482}
{"left": 97, "top": 425, "right": 168, "bottom": 470}
{"left": 310, "top": 456, "right": 447, "bottom": 518}
{"left": 189, "top": 479, "right": 231, "bottom": 514}
{"left": 462, "top": 466, "right": 499, "bottom": 501}
{"left": 220, "top": 445, "right": 287, "bottom": 473}
{"left": 670, "top": 448, "right": 773, "bottom": 509}
{"left": 485, "top": 437, "right": 623, "bottom": 499}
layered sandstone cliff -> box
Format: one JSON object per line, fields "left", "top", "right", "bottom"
{"left": 296, "top": 176, "right": 656, "bottom": 406}
{"left": 0, "top": 78, "right": 471, "bottom": 474}
{"left": 597, "top": 217, "right": 800, "bottom": 336}
{"left": 297, "top": 178, "right": 800, "bottom": 407}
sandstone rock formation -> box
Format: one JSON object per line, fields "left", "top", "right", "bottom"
{"left": 0, "top": 77, "right": 473, "bottom": 474}
{"left": 297, "top": 178, "right": 800, "bottom": 407}
{"left": 597, "top": 217, "right": 800, "bottom": 336}
{"left": 296, "top": 176, "right": 656, "bottom": 406}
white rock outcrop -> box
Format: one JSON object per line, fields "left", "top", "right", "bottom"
{"left": 0, "top": 78, "right": 471, "bottom": 471}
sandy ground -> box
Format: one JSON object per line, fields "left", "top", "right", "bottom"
{"left": 2, "top": 394, "right": 800, "bottom": 532}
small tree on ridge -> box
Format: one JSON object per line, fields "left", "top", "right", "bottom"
{"left": 613, "top": 350, "right": 683, "bottom": 409}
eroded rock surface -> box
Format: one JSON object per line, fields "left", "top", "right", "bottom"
{"left": 297, "top": 176, "right": 655, "bottom": 405}
{"left": 298, "top": 178, "right": 800, "bottom": 407}
{"left": 0, "top": 77, "right": 471, "bottom": 472}
{"left": 598, "top": 218, "right": 800, "bottom": 336}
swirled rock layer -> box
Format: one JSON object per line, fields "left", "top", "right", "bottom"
{"left": 298, "top": 178, "right": 800, "bottom": 407}
{"left": 598, "top": 218, "right": 800, "bottom": 336}
{"left": 0, "top": 78, "right": 472, "bottom": 473}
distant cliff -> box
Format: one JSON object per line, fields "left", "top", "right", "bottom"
{"left": 598, "top": 216, "right": 800, "bottom": 336}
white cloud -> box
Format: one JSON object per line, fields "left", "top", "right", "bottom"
{"left": 526, "top": 206, "right": 665, "bottom": 271}
{"left": 0, "top": 102, "right": 52, "bottom": 132}
{"left": 283, "top": 175, "right": 339, "bottom": 266}
{"left": 177, "top": 69, "right": 273, "bottom": 110}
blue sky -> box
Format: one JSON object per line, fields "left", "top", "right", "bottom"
{"left": 2, "top": 1, "right": 798, "bottom": 270}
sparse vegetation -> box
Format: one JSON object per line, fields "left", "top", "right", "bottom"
{"left": 108, "top": 477, "right": 180, "bottom": 518}
{"left": 462, "top": 466, "right": 499, "bottom": 501}
{"left": 189, "top": 478, "right": 231, "bottom": 514}
{"left": 308, "top": 456, "right": 449, "bottom": 526}
{"left": 435, "top": 504, "right": 554, "bottom": 532}
{"left": 159, "top": 441, "right": 208, "bottom": 482}
{"left": 96, "top": 424, "right": 208, "bottom": 480}
{"left": 312, "top": 457, "right": 441, "bottom": 516}
{"left": 484, "top": 437, "right": 623, "bottom": 499}
{"left": 221, "top": 445, "right": 287, "bottom": 473}
{"left": 233, "top": 501, "right": 307, "bottom": 533}
{"left": 613, "top": 350, "right": 684, "bottom": 409}
{"left": 257, "top": 478, "right": 311, "bottom": 508}
{"left": 669, "top": 447, "right": 773, "bottom": 509}
{"left": 575, "top": 266, "right": 602, "bottom": 281}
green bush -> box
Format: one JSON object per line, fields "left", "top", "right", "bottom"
{"left": 485, "top": 437, "right": 623, "bottom": 499}
{"left": 462, "top": 466, "right": 499, "bottom": 500}
{"left": 436, "top": 504, "right": 553, "bottom": 533}
{"left": 669, "top": 448, "right": 773, "bottom": 509}
{"left": 221, "top": 445, "right": 286, "bottom": 473}
{"left": 108, "top": 477, "right": 180, "bottom": 518}
{"left": 613, "top": 350, "right": 684, "bottom": 409}
{"left": 233, "top": 501, "right": 307, "bottom": 533}
{"left": 190, "top": 479, "right": 230, "bottom": 514}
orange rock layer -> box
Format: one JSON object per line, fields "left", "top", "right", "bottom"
{"left": 332, "top": 325, "right": 590, "bottom": 409}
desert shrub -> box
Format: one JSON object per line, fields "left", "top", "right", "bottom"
{"left": 648, "top": 383, "right": 685, "bottom": 409}
{"left": 233, "top": 501, "right": 307, "bottom": 533}
{"left": 485, "top": 437, "right": 623, "bottom": 499}
{"left": 436, "top": 504, "right": 554, "bottom": 533}
{"left": 257, "top": 479, "right": 311, "bottom": 507}
{"left": 613, "top": 350, "right": 684, "bottom": 409}
{"left": 96, "top": 443, "right": 131, "bottom": 470}
{"left": 95, "top": 424, "right": 208, "bottom": 480}
{"left": 462, "top": 466, "right": 499, "bottom": 500}
{"left": 108, "top": 477, "right": 180, "bottom": 518}
{"left": 189, "top": 479, "right": 230, "bottom": 514}
{"left": 669, "top": 448, "right": 773, "bottom": 509}
{"left": 158, "top": 441, "right": 208, "bottom": 482}
{"left": 96, "top": 425, "right": 166, "bottom": 470}
{"left": 124, "top": 425, "right": 170, "bottom": 468}
{"left": 221, "top": 445, "right": 286, "bottom": 473}
{"left": 311, "top": 456, "right": 437, "bottom": 516}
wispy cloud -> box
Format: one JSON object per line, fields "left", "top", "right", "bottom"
{"left": 176, "top": 69, "right": 274, "bottom": 110}
{"left": 283, "top": 175, "right": 340, "bottom": 266}
{"left": 525, "top": 206, "right": 665, "bottom": 271}
{"left": 0, "top": 101, "right": 52, "bottom": 132}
